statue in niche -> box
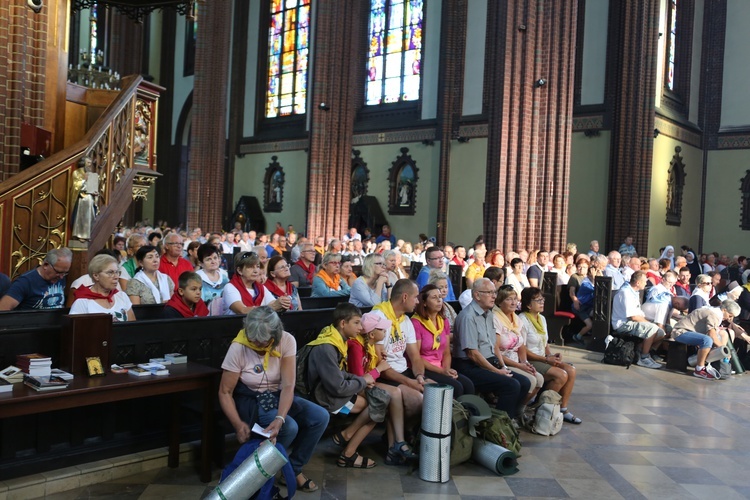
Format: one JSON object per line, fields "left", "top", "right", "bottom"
{"left": 351, "top": 151, "right": 369, "bottom": 203}
{"left": 388, "top": 147, "right": 419, "bottom": 216}
{"left": 70, "top": 157, "right": 99, "bottom": 241}
{"left": 264, "top": 156, "right": 285, "bottom": 213}
{"left": 665, "top": 146, "right": 685, "bottom": 226}
{"left": 398, "top": 181, "right": 410, "bottom": 206}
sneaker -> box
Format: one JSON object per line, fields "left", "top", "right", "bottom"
{"left": 571, "top": 333, "right": 584, "bottom": 345}
{"left": 636, "top": 356, "right": 663, "bottom": 369}
{"left": 650, "top": 353, "right": 665, "bottom": 363}
{"left": 693, "top": 367, "right": 717, "bottom": 380}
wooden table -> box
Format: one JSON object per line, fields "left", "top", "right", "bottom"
{"left": 0, "top": 362, "right": 220, "bottom": 482}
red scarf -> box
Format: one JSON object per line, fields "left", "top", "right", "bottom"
{"left": 74, "top": 285, "right": 118, "bottom": 303}
{"left": 229, "top": 273, "right": 265, "bottom": 306}
{"left": 265, "top": 279, "right": 293, "bottom": 297}
{"left": 164, "top": 293, "right": 209, "bottom": 317}
{"left": 451, "top": 256, "right": 465, "bottom": 267}
{"left": 295, "top": 260, "right": 316, "bottom": 283}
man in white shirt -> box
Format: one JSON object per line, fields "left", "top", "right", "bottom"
{"left": 611, "top": 271, "right": 665, "bottom": 369}
{"left": 588, "top": 240, "right": 601, "bottom": 259}
{"left": 342, "top": 227, "right": 361, "bottom": 243}
{"left": 603, "top": 251, "right": 625, "bottom": 291}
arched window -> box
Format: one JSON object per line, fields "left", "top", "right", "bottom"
{"left": 365, "top": 0, "right": 423, "bottom": 106}
{"left": 265, "top": 0, "right": 311, "bottom": 118}
{"left": 661, "top": 0, "right": 693, "bottom": 116}
{"left": 665, "top": 0, "right": 677, "bottom": 91}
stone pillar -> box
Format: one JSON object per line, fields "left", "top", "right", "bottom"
{"left": 605, "top": 0, "right": 660, "bottom": 253}
{"left": 436, "top": 0, "right": 468, "bottom": 244}
{"left": 187, "top": 0, "right": 232, "bottom": 231}
{"left": 0, "top": 0, "right": 49, "bottom": 180}
{"left": 483, "top": 0, "right": 577, "bottom": 252}
{"left": 305, "top": 0, "right": 364, "bottom": 241}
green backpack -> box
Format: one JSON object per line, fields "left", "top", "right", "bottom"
{"left": 450, "top": 400, "right": 474, "bottom": 466}
{"left": 294, "top": 343, "right": 316, "bottom": 399}
{"left": 474, "top": 409, "right": 522, "bottom": 456}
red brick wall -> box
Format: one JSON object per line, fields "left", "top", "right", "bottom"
{"left": 0, "top": 0, "right": 48, "bottom": 180}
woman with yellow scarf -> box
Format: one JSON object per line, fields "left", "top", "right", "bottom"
{"left": 311, "top": 252, "right": 352, "bottom": 297}
{"left": 410, "top": 284, "right": 474, "bottom": 397}
{"left": 518, "top": 287, "right": 581, "bottom": 424}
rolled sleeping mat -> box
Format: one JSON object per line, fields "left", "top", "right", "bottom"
{"left": 472, "top": 438, "right": 519, "bottom": 476}
{"left": 688, "top": 345, "right": 730, "bottom": 367}
{"left": 419, "top": 384, "right": 454, "bottom": 483}
{"left": 725, "top": 339, "right": 746, "bottom": 374}
{"left": 207, "top": 440, "right": 288, "bottom": 500}
{"left": 457, "top": 395, "right": 492, "bottom": 437}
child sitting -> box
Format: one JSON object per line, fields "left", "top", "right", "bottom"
{"left": 162, "top": 271, "right": 209, "bottom": 318}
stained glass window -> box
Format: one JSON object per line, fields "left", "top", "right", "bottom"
{"left": 666, "top": 0, "right": 677, "bottom": 91}
{"left": 366, "top": 0, "right": 423, "bottom": 106}
{"left": 265, "top": 0, "right": 310, "bottom": 118}
{"left": 90, "top": 4, "right": 98, "bottom": 59}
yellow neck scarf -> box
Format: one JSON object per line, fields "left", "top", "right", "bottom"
{"left": 521, "top": 311, "right": 547, "bottom": 350}
{"left": 744, "top": 283, "right": 750, "bottom": 294}
{"left": 353, "top": 334, "right": 378, "bottom": 372}
{"left": 494, "top": 306, "right": 521, "bottom": 334}
{"left": 307, "top": 324, "right": 349, "bottom": 370}
{"left": 412, "top": 313, "right": 444, "bottom": 351}
{"left": 232, "top": 329, "right": 281, "bottom": 371}
{"left": 316, "top": 269, "right": 341, "bottom": 290}
{"left": 373, "top": 300, "right": 404, "bottom": 343}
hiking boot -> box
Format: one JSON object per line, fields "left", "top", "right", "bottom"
{"left": 693, "top": 367, "right": 717, "bottom": 380}
{"left": 636, "top": 356, "right": 662, "bottom": 369}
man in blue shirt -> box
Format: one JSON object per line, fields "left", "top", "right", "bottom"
{"left": 416, "top": 247, "right": 456, "bottom": 300}
{"left": 0, "top": 247, "right": 72, "bottom": 310}
{"left": 375, "top": 225, "right": 396, "bottom": 247}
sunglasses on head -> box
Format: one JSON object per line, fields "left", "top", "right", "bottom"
{"left": 499, "top": 284, "right": 515, "bottom": 291}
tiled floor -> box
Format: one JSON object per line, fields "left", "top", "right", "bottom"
{"left": 40, "top": 346, "right": 750, "bottom": 499}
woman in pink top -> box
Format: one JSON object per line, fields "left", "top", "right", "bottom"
{"left": 410, "top": 284, "right": 474, "bottom": 397}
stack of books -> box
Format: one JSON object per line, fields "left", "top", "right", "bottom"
{"left": 50, "top": 368, "right": 75, "bottom": 381}
{"left": 137, "top": 362, "right": 169, "bottom": 376}
{"left": 165, "top": 353, "right": 187, "bottom": 364}
{"left": 23, "top": 374, "right": 69, "bottom": 392}
{"left": 16, "top": 354, "right": 52, "bottom": 377}
{"left": 0, "top": 366, "right": 25, "bottom": 383}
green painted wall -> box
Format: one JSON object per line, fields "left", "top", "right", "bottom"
{"left": 704, "top": 150, "right": 750, "bottom": 255}
{"left": 567, "top": 131, "right": 610, "bottom": 251}
{"left": 647, "top": 136, "right": 703, "bottom": 257}
{"left": 233, "top": 150, "right": 309, "bottom": 234}
{"left": 446, "top": 138, "right": 486, "bottom": 247}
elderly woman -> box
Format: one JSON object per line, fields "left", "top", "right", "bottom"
{"left": 493, "top": 286, "right": 543, "bottom": 405}
{"left": 252, "top": 245, "right": 270, "bottom": 283}
{"left": 411, "top": 284, "right": 474, "bottom": 397}
{"left": 224, "top": 252, "right": 291, "bottom": 315}
{"left": 518, "top": 287, "right": 580, "bottom": 424}
{"left": 71, "top": 254, "right": 135, "bottom": 321}
{"left": 311, "top": 252, "right": 351, "bottom": 297}
{"left": 505, "top": 257, "right": 530, "bottom": 295}
{"left": 551, "top": 253, "right": 570, "bottom": 285}
{"left": 428, "top": 270, "right": 457, "bottom": 333}
{"left": 349, "top": 253, "right": 389, "bottom": 307}
{"left": 382, "top": 250, "right": 403, "bottom": 288}
{"left": 340, "top": 256, "right": 358, "bottom": 287}
{"left": 487, "top": 249, "right": 505, "bottom": 269}
{"left": 689, "top": 274, "right": 713, "bottom": 312}
{"left": 264, "top": 255, "right": 302, "bottom": 311}
{"left": 196, "top": 243, "right": 229, "bottom": 309}
{"left": 218, "top": 307, "right": 328, "bottom": 492}
{"left": 126, "top": 245, "right": 175, "bottom": 305}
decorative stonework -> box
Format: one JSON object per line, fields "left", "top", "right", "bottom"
{"left": 457, "top": 123, "right": 488, "bottom": 138}
{"left": 666, "top": 146, "right": 686, "bottom": 226}
{"left": 239, "top": 139, "right": 310, "bottom": 155}
{"left": 654, "top": 116, "right": 701, "bottom": 148}
{"left": 572, "top": 115, "right": 605, "bottom": 131}
{"left": 718, "top": 135, "right": 750, "bottom": 149}
{"left": 352, "top": 128, "right": 436, "bottom": 146}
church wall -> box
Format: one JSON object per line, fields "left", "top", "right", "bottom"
{"left": 148, "top": 12, "right": 163, "bottom": 83}
{"left": 233, "top": 150, "right": 309, "bottom": 234}
{"left": 648, "top": 137, "right": 703, "bottom": 257}
{"left": 688, "top": 0, "right": 704, "bottom": 125}
{"left": 720, "top": 0, "right": 750, "bottom": 128}
{"left": 580, "top": 0, "right": 609, "bottom": 105}
{"left": 243, "top": 0, "right": 261, "bottom": 137}
{"left": 170, "top": 17, "right": 194, "bottom": 145}
{"left": 421, "top": 0, "right": 441, "bottom": 121}
{"left": 703, "top": 149, "right": 750, "bottom": 255}
{"left": 446, "top": 138, "right": 486, "bottom": 247}
{"left": 567, "top": 131, "right": 610, "bottom": 252}
{"left": 461, "top": 0, "right": 487, "bottom": 116}
{"left": 355, "top": 142, "right": 441, "bottom": 244}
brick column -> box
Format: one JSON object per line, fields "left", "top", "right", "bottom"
{"left": 436, "top": 0, "right": 468, "bottom": 244}
{"left": 0, "top": 0, "right": 48, "bottom": 180}
{"left": 305, "top": 0, "right": 364, "bottom": 241}
{"left": 605, "top": 0, "right": 660, "bottom": 253}
{"left": 483, "top": 0, "right": 577, "bottom": 252}
{"left": 187, "top": 0, "right": 232, "bottom": 231}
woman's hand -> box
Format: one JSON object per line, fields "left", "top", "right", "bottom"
{"left": 263, "top": 417, "right": 284, "bottom": 444}
{"left": 407, "top": 378, "right": 425, "bottom": 392}
{"left": 363, "top": 373, "right": 376, "bottom": 388}
{"left": 496, "top": 367, "right": 513, "bottom": 377}
{"left": 518, "top": 361, "right": 535, "bottom": 374}
{"left": 235, "top": 421, "right": 251, "bottom": 444}
{"left": 443, "top": 367, "right": 459, "bottom": 379}
{"left": 376, "top": 359, "right": 391, "bottom": 373}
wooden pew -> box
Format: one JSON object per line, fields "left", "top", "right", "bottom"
{"left": 300, "top": 295, "right": 350, "bottom": 310}
{"left": 409, "top": 262, "right": 423, "bottom": 280}
{"left": 589, "top": 275, "right": 613, "bottom": 352}
{"left": 540, "top": 272, "right": 576, "bottom": 345}
{"left": 448, "top": 264, "right": 464, "bottom": 295}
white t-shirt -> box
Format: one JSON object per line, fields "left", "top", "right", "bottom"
{"left": 69, "top": 291, "right": 133, "bottom": 322}
{"left": 374, "top": 309, "right": 416, "bottom": 374}
{"left": 611, "top": 284, "right": 644, "bottom": 330}
{"left": 223, "top": 282, "right": 275, "bottom": 315}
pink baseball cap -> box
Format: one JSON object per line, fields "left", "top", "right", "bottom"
{"left": 361, "top": 312, "right": 391, "bottom": 333}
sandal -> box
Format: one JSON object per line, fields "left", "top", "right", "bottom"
{"left": 297, "top": 475, "right": 319, "bottom": 492}
{"left": 331, "top": 429, "right": 349, "bottom": 448}
{"left": 337, "top": 452, "right": 376, "bottom": 469}
{"left": 389, "top": 441, "right": 418, "bottom": 461}
{"left": 563, "top": 411, "right": 582, "bottom": 424}
{"left": 384, "top": 449, "right": 406, "bottom": 466}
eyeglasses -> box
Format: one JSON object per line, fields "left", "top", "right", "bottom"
{"left": 532, "top": 298, "right": 545, "bottom": 303}
{"left": 477, "top": 290, "right": 498, "bottom": 296}
{"left": 165, "top": 242, "right": 182, "bottom": 246}
{"left": 373, "top": 262, "right": 385, "bottom": 266}
{"left": 47, "top": 263, "right": 70, "bottom": 276}
{"left": 274, "top": 265, "right": 290, "bottom": 271}
{"left": 428, "top": 256, "right": 443, "bottom": 261}
{"left": 100, "top": 269, "right": 121, "bottom": 277}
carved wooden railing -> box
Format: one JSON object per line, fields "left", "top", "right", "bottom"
{"left": 0, "top": 76, "right": 162, "bottom": 279}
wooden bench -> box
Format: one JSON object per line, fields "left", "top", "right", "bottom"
{"left": 541, "top": 272, "right": 576, "bottom": 345}
{"left": 589, "top": 275, "right": 613, "bottom": 352}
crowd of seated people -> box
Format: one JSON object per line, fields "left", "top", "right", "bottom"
{"left": 3, "top": 221, "right": 750, "bottom": 486}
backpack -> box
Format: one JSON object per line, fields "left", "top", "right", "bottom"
{"left": 525, "top": 390, "right": 563, "bottom": 436}
{"left": 602, "top": 337, "right": 637, "bottom": 368}
{"left": 474, "top": 409, "right": 522, "bottom": 456}
{"left": 449, "top": 400, "right": 474, "bottom": 466}
{"left": 294, "top": 343, "right": 316, "bottom": 398}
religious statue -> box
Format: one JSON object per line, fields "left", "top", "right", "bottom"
{"left": 399, "top": 181, "right": 410, "bottom": 206}
{"left": 70, "top": 157, "right": 99, "bottom": 241}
